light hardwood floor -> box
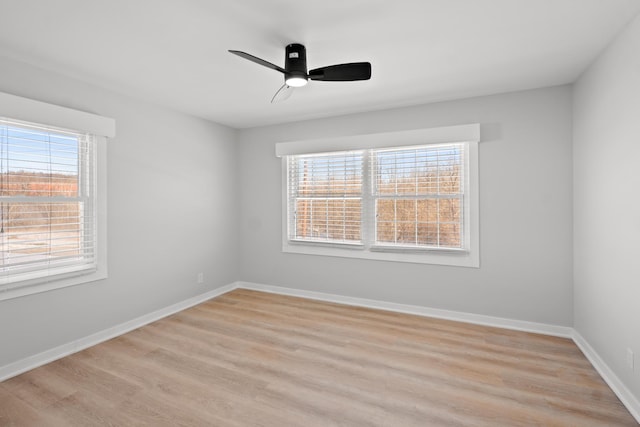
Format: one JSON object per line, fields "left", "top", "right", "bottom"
{"left": 0, "top": 289, "right": 637, "bottom": 426}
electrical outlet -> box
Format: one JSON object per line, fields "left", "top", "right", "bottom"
{"left": 626, "top": 348, "right": 634, "bottom": 370}
{"left": 197, "top": 272, "right": 204, "bottom": 284}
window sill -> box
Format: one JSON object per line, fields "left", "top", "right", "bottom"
{"left": 288, "top": 239, "right": 364, "bottom": 250}
{"left": 0, "top": 267, "right": 107, "bottom": 301}
{"left": 370, "top": 244, "right": 467, "bottom": 253}
{"left": 283, "top": 241, "right": 479, "bottom": 267}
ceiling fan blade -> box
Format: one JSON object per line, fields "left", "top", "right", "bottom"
{"left": 271, "top": 84, "right": 294, "bottom": 104}
{"left": 308, "top": 62, "right": 371, "bottom": 81}
{"left": 228, "top": 50, "right": 286, "bottom": 74}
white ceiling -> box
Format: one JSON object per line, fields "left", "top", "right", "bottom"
{"left": 1, "top": 0, "right": 639, "bottom": 129}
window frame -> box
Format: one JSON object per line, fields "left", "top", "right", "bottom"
{"left": 0, "top": 92, "right": 113, "bottom": 301}
{"left": 286, "top": 150, "right": 365, "bottom": 247}
{"left": 278, "top": 125, "right": 479, "bottom": 268}
{"left": 368, "top": 144, "right": 468, "bottom": 252}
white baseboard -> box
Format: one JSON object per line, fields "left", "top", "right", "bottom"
{"left": 0, "top": 283, "right": 237, "bottom": 382}
{"left": 573, "top": 331, "right": 640, "bottom": 423}
{"left": 237, "top": 281, "right": 573, "bottom": 338}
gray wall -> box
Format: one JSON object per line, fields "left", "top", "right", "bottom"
{"left": 574, "top": 14, "right": 640, "bottom": 399}
{"left": 0, "top": 57, "right": 239, "bottom": 367}
{"left": 238, "top": 86, "right": 574, "bottom": 326}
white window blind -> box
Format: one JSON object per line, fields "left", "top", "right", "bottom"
{"left": 0, "top": 118, "right": 97, "bottom": 286}
{"left": 287, "top": 151, "right": 363, "bottom": 245}
{"left": 371, "top": 143, "right": 464, "bottom": 249}
{"left": 286, "top": 143, "right": 465, "bottom": 251}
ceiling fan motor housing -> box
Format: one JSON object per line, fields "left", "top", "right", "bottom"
{"left": 285, "top": 43, "right": 308, "bottom": 82}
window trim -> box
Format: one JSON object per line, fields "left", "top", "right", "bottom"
{"left": 0, "top": 92, "right": 113, "bottom": 301}
{"left": 277, "top": 125, "right": 480, "bottom": 268}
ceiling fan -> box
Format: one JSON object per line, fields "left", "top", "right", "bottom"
{"left": 228, "top": 44, "right": 371, "bottom": 103}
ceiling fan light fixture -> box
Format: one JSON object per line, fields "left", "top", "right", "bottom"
{"left": 285, "top": 76, "right": 308, "bottom": 87}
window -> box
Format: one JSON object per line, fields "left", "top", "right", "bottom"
{"left": 372, "top": 144, "right": 464, "bottom": 250}
{"left": 287, "top": 151, "right": 363, "bottom": 245}
{"left": 278, "top": 125, "right": 479, "bottom": 267}
{"left": 1, "top": 119, "right": 96, "bottom": 281}
{"left": 0, "top": 91, "right": 113, "bottom": 300}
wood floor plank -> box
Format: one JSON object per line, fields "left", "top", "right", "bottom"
{"left": 0, "top": 387, "right": 67, "bottom": 427}
{"left": 0, "top": 289, "right": 637, "bottom": 426}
